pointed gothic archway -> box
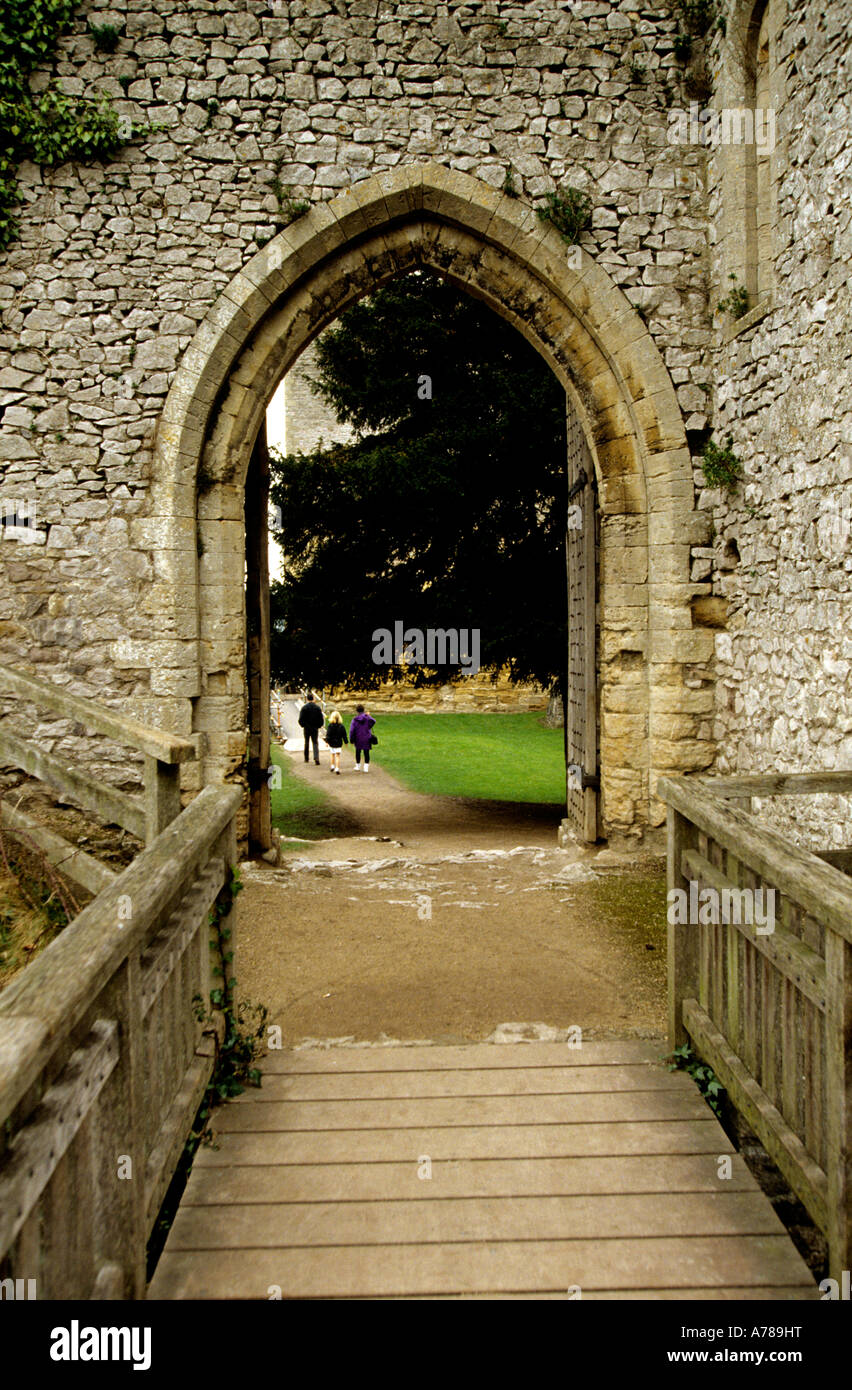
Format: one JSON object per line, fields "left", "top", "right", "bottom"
{"left": 146, "top": 163, "right": 713, "bottom": 844}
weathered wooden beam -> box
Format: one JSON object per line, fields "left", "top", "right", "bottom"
{"left": 582, "top": 468, "right": 597, "bottom": 845}
{"left": 0, "top": 1019, "right": 119, "bottom": 1257}
{"left": 144, "top": 1052, "right": 214, "bottom": 1232}
{"left": 0, "top": 663, "right": 196, "bottom": 764}
{"left": 817, "top": 848, "right": 852, "bottom": 875}
{"left": 658, "top": 775, "right": 852, "bottom": 945}
{"left": 140, "top": 860, "right": 225, "bottom": 1017}
{"left": 680, "top": 847, "right": 827, "bottom": 1011}
{"left": 667, "top": 806, "right": 698, "bottom": 1049}
{"left": 0, "top": 800, "right": 118, "bottom": 896}
{"left": 91, "top": 955, "right": 146, "bottom": 1299}
{"left": 825, "top": 929, "right": 852, "bottom": 1281}
{"left": 0, "top": 725, "right": 145, "bottom": 839}
{"left": 0, "top": 784, "right": 241, "bottom": 1122}
{"left": 693, "top": 771, "right": 852, "bottom": 798}
{"left": 245, "top": 421, "right": 272, "bottom": 853}
{"left": 683, "top": 999, "right": 828, "bottom": 1237}
{"left": 211, "top": 813, "right": 239, "bottom": 1001}
{"left": 90, "top": 1263, "right": 124, "bottom": 1299}
{"left": 144, "top": 755, "right": 182, "bottom": 842}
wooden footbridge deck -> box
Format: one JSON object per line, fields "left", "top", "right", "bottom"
{"left": 148, "top": 1039, "right": 816, "bottom": 1300}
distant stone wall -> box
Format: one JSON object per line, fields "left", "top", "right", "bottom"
{"left": 328, "top": 672, "right": 549, "bottom": 715}
{"left": 280, "top": 339, "right": 355, "bottom": 456}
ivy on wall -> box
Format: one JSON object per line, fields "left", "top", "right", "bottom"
{"left": 0, "top": 0, "right": 144, "bottom": 250}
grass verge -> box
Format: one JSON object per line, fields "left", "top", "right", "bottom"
{"left": 269, "top": 742, "right": 357, "bottom": 842}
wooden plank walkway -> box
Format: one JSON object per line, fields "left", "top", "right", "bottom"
{"left": 148, "top": 1040, "right": 819, "bottom": 1300}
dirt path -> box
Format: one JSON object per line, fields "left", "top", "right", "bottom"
{"left": 236, "top": 748, "right": 669, "bottom": 1048}
{"left": 279, "top": 745, "right": 564, "bottom": 856}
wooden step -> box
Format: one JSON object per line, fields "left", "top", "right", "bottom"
{"left": 149, "top": 1235, "right": 817, "bottom": 1300}
{"left": 260, "top": 1040, "right": 666, "bottom": 1073}
{"left": 164, "top": 1191, "right": 791, "bottom": 1250}
{"left": 238, "top": 1063, "right": 691, "bottom": 1101}
{"left": 212, "top": 1090, "right": 710, "bottom": 1133}
{"left": 192, "top": 1119, "right": 729, "bottom": 1165}
{"left": 181, "top": 1154, "right": 761, "bottom": 1205}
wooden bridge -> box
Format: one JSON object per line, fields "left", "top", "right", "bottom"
{"left": 0, "top": 664, "right": 849, "bottom": 1299}
{"left": 148, "top": 1038, "right": 816, "bottom": 1300}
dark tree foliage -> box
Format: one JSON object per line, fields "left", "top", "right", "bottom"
{"left": 269, "top": 271, "right": 567, "bottom": 693}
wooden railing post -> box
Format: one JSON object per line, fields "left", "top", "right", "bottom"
{"left": 91, "top": 955, "right": 146, "bottom": 1299}
{"left": 211, "top": 810, "right": 239, "bottom": 1004}
{"left": 144, "top": 756, "right": 182, "bottom": 843}
{"left": 667, "top": 805, "right": 698, "bottom": 1049}
{"left": 825, "top": 927, "right": 852, "bottom": 1282}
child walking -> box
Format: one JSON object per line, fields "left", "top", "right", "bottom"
{"left": 349, "top": 704, "right": 376, "bottom": 772}
{"left": 325, "top": 710, "right": 348, "bottom": 774}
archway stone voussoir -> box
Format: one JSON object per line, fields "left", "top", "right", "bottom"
{"left": 219, "top": 269, "right": 278, "bottom": 323}
{"left": 153, "top": 163, "right": 705, "bottom": 833}
{"left": 372, "top": 164, "right": 426, "bottom": 221}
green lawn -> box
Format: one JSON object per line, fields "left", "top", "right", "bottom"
{"left": 336, "top": 709, "right": 565, "bottom": 804}
{"left": 269, "top": 743, "right": 354, "bottom": 843}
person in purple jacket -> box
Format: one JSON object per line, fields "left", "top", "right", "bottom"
{"left": 349, "top": 704, "right": 376, "bottom": 773}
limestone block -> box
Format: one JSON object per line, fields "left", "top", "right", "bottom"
{"left": 602, "top": 543, "right": 648, "bottom": 586}
{"left": 649, "top": 629, "right": 715, "bottom": 664}
{"left": 650, "top": 685, "right": 715, "bottom": 714}
{"left": 149, "top": 667, "right": 202, "bottom": 699}
{"left": 650, "top": 738, "right": 716, "bottom": 772}
{"left": 113, "top": 637, "right": 193, "bottom": 670}
{"left": 648, "top": 510, "right": 711, "bottom": 546}
{"left": 650, "top": 712, "right": 703, "bottom": 741}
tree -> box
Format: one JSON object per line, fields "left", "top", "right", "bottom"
{"left": 269, "top": 270, "right": 567, "bottom": 694}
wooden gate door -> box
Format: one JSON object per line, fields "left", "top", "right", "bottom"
{"left": 245, "top": 420, "right": 272, "bottom": 853}
{"left": 564, "top": 409, "right": 599, "bottom": 842}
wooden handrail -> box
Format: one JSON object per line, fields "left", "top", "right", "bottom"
{"left": 660, "top": 771, "right": 852, "bottom": 1282}
{"left": 0, "top": 663, "right": 196, "bottom": 764}
{"left": 691, "top": 771, "right": 852, "bottom": 798}
{"left": 658, "top": 774, "right": 852, "bottom": 945}
{"left": 0, "top": 783, "right": 241, "bottom": 1120}
{"left": 0, "top": 801, "right": 117, "bottom": 897}
{"left": 0, "top": 661, "right": 200, "bottom": 846}
{"left": 0, "top": 724, "right": 146, "bottom": 839}
{"left": 0, "top": 781, "right": 242, "bottom": 1298}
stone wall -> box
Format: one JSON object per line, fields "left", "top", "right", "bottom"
{"left": 0, "top": 0, "right": 711, "bottom": 837}
{"left": 327, "top": 673, "right": 549, "bottom": 714}
{"left": 0, "top": 0, "right": 847, "bottom": 845}
{"left": 277, "top": 338, "right": 355, "bottom": 456}
{"left": 701, "top": 0, "right": 852, "bottom": 848}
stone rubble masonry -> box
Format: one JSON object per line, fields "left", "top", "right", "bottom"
{"left": 0, "top": 0, "right": 847, "bottom": 845}
{"left": 326, "top": 676, "right": 550, "bottom": 716}
{"left": 703, "top": 0, "right": 852, "bottom": 848}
